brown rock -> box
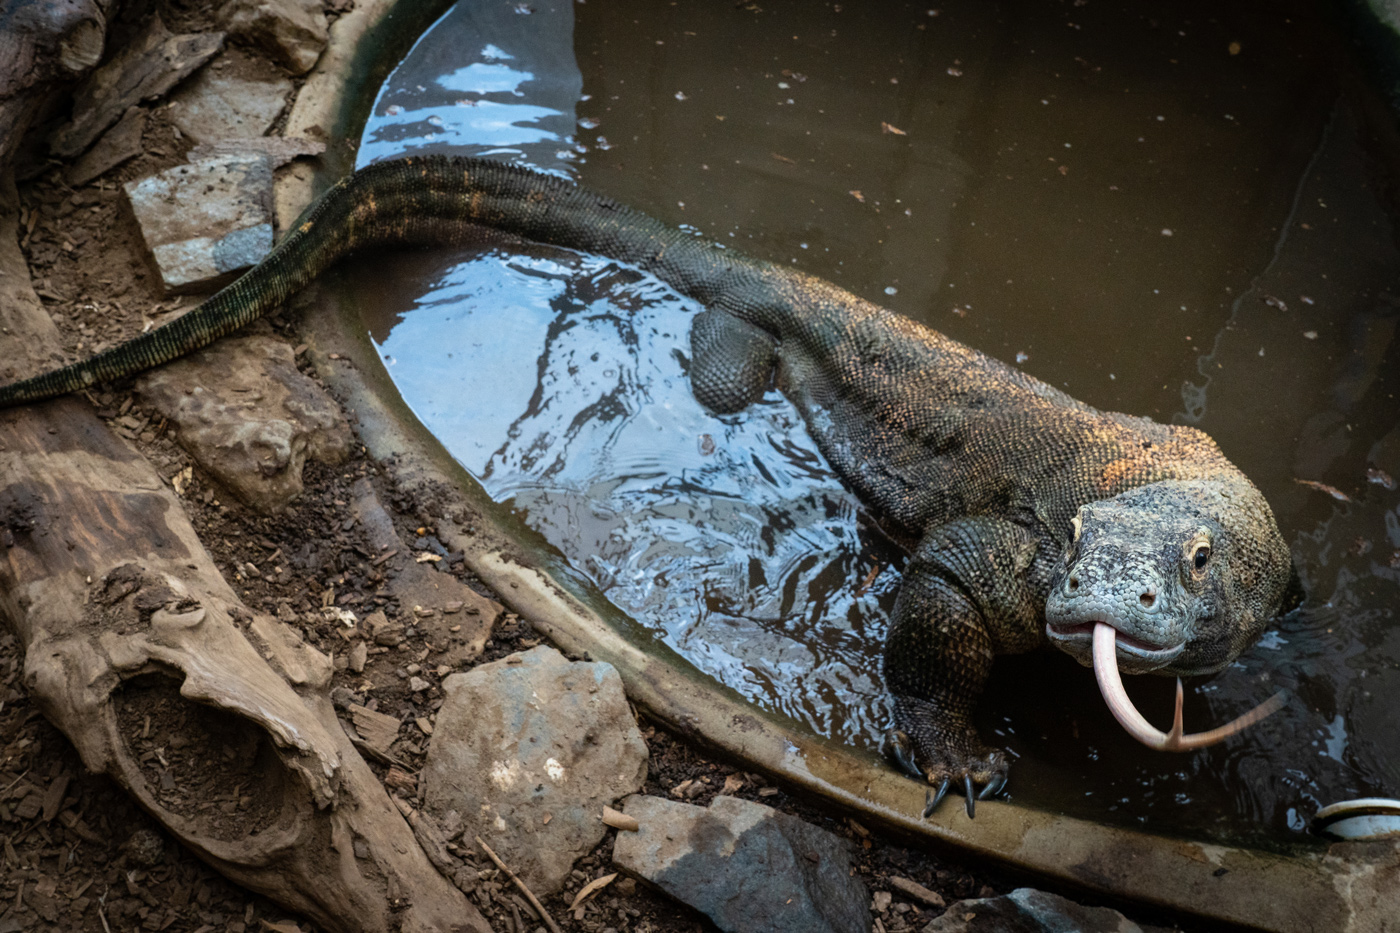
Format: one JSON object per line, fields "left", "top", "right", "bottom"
{"left": 51, "top": 16, "right": 224, "bottom": 158}
{"left": 136, "top": 335, "right": 352, "bottom": 512}
{"left": 67, "top": 106, "right": 147, "bottom": 185}
{"left": 219, "top": 0, "right": 329, "bottom": 75}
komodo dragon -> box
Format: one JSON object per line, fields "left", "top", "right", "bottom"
{"left": 0, "top": 156, "right": 1294, "bottom": 815}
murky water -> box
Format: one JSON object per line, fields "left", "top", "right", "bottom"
{"left": 347, "top": 0, "right": 1400, "bottom": 845}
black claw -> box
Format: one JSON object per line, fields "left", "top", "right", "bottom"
{"left": 931, "top": 778, "right": 950, "bottom": 814}
{"left": 885, "top": 730, "right": 923, "bottom": 780}
{"left": 964, "top": 776, "right": 976, "bottom": 818}
{"left": 979, "top": 774, "right": 1007, "bottom": 800}
{"left": 922, "top": 789, "right": 937, "bottom": 819}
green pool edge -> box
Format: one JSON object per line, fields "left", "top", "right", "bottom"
{"left": 279, "top": 2, "right": 1400, "bottom": 929}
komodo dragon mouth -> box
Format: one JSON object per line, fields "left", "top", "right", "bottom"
{"left": 1043, "top": 481, "right": 1286, "bottom": 751}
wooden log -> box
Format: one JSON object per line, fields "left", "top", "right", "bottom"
{"left": 0, "top": 201, "right": 491, "bottom": 931}
{"left": 0, "top": 0, "right": 112, "bottom": 186}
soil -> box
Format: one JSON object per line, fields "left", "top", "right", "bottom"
{"left": 0, "top": 4, "right": 1185, "bottom": 933}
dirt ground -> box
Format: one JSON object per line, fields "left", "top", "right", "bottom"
{"left": 0, "top": 5, "right": 1190, "bottom": 933}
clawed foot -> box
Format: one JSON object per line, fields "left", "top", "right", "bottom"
{"left": 884, "top": 727, "right": 1009, "bottom": 819}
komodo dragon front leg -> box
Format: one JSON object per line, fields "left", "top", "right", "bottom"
{"left": 883, "top": 518, "right": 1047, "bottom": 817}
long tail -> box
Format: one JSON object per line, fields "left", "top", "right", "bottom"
{"left": 0, "top": 156, "right": 774, "bottom": 408}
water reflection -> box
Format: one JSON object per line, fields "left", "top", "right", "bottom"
{"left": 357, "top": 0, "right": 581, "bottom": 174}
{"left": 371, "top": 248, "right": 899, "bottom": 746}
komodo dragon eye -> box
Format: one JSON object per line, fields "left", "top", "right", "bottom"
{"left": 1192, "top": 543, "right": 1211, "bottom": 571}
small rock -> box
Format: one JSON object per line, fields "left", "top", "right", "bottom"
{"left": 125, "top": 154, "right": 274, "bottom": 293}
{"left": 408, "top": 676, "right": 430, "bottom": 693}
{"left": 136, "top": 336, "right": 352, "bottom": 512}
{"left": 872, "top": 891, "right": 892, "bottom": 913}
{"left": 51, "top": 16, "right": 224, "bottom": 158}
{"left": 348, "top": 641, "right": 368, "bottom": 673}
{"left": 616, "top": 790, "right": 868, "bottom": 930}
{"left": 168, "top": 49, "right": 293, "bottom": 144}
{"left": 122, "top": 828, "right": 167, "bottom": 868}
{"left": 219, "top": 0, "right": 329, "bottom": 75}
{"left": 919, "top": 888, "right": 1144, "bottom": 933}
{"left": 421, "top": 646, "right": 648, "bottom": 896}
{"left": 612, "top": 794, "right": 870, "bottom": 933}
{"left": 330, "top": 686, "right": 362, "bottom": 710}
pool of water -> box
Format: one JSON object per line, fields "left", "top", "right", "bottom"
{"left": 346, "top": 0, "right": 1400, "bottom": 846}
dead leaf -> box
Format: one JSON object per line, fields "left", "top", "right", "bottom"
{"left": 721, "top": 773, "right": 746, "bottom": 795}
{"left": 770, "top": 152, "right": 795, "bottom": 164}
{"left": 602, "top": 805, "right": 639, "bottom": 832}
{"left": 569, "top": 872, "right": 619, "bottom": 912}
{"left": 880, "top": 122, "right": 906, "bottom": 135}
{"left": 171, "top": 465, "right": 193, "bottom": 496}
{"left": 415, "top": 552, "right": 442, "bottom": 563}
{"left": 1294, "top": 479, "right": 1351, "bottom": 502}
{"left": 849, "top": 190, "right": 865, "bottom": 203}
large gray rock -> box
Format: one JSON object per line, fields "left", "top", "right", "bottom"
{"left": 421, "top": 646, "right": 647, "bottom": 896}
{"left": 613, "top": 794, "right": 870, "bottom": 933}
{"left": 920, "top": 888, "right": 1144, "bottom": 933}
{"left": 168, "top": 50, "right": 292, "bottom": 144}
{"left": 136, "top": 336, "right": 352, "bottom": 512}
{"left": 124, "top": 153, "right": 273, "bottom": 293}
{"left": 218, "top": 0, "right": 329, "bottom": 75}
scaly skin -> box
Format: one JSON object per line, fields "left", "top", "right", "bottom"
{"left": 0, "top": 156, "right": 1295, "bottom": 813}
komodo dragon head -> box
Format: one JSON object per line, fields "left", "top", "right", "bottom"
{"left": 1043, "top": 476, "right": 1293, "bottom": 747}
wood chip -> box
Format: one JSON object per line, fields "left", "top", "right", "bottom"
{"left": 602, "top": 805, "right": 639, "bottom": 832}
{"left": 384, "top": 767, "right": 417, "bottom": 794}
{"left": 888, "top": 876, "right": 946, "bottom": 908}
{"left": 350, "top": 705, "right": 401, "bottom": 754}
{"left": 568, "top": 872, "right": 618, "bottom": 912}
{"left": 41, "top": 774, "right": 69, "bottom": 821}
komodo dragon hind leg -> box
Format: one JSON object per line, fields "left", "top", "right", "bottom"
{"left": 883, "top": 517, "right": 1044, "bottom": 817}
{"left": 689, "top": 309, "right": 777, "bottom": 414}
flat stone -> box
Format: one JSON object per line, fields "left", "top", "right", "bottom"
{"left": 421, "top": 646, "right": 648, "bottom": 896}
{"left": 189, "top": 135, "right": 326, "bottom": 169}
{"left": 136, "top": 336, "right": 352, "bottom": 512}
{"left": 51, "top": 16, "right": 223, "bottom": 158}
{"left": 124, "top": 153, "right": 273, "bottom": 293}
{"left": 168, "top": 50, "right": 293, "bottom": 144}
{"left": 218, "top": 0, "right": 329, "bottom": 75}
{"left": 919, "top": 888, "right": 1144, "bottom": 933}
{"left": 612, "top": 794, "right": 870, "bottom": 933}
{"left": 67, "top": 106, "right": 147, "bottom": 186}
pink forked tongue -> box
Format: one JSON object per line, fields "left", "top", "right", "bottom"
{"left": 1091, "top": 622, "right": 1285, "bottom": 751}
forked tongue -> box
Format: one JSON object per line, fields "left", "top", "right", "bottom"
{"left": 1090, "top": 622, "right": 1285, "bottom": 750}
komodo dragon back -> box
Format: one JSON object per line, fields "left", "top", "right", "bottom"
{"left": 0, "top": 155, "right": 1295, "bottom": 815}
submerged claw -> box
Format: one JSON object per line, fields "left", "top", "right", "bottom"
{"left": 1091, "top": 622, "right": 1284, "bottom": 750}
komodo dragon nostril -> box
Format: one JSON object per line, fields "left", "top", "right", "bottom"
{"left": 1140, "top": 586, "right": 1157, "bottom": 609}
{"left": 1067, "top": 574, "right": 1079, "bottom": 592}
